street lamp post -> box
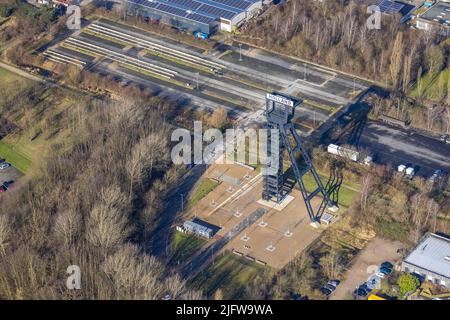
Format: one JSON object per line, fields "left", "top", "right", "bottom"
{"left": 196, "top": 72, "right": 199, "bottom": 90}
{"left": 181, "top": 193, "right": 184, "bottom": 213}
{"left": 239, "top": 44, "right": 242, "bottom": 62}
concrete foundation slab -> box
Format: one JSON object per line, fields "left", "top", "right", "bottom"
{"left": 257, "top": 194, "right": 295, "bottom": 211}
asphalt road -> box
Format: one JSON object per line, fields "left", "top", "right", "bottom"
{"left": 0, "top": 165, "right": 22, "bottom": 184}
{"left": 350, "top": 122, "right": 450, "bottom": 177}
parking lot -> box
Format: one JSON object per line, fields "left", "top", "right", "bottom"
{"left": 330, "top": 237, "right": 403, "bottom": 300}
{"left": 0, "top": 164, "right": 22, "bottom": 195}
{"left": 353, "top": 122, "right": 450, "bottom": 177}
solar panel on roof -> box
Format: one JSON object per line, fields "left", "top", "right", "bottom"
{"left": 186, "top": 12, "right": 215, "bottom": 24}
{"left": 198, "top": 3, "right": 235, "bottom": 19}
{"left": 127, "top": 0, "right": 252, "bottom": 23}
{"left": 208, "top": 0, "right": 251, "bottom": 10}
{"left": 378, "top": 0, "right": 404, "bottom": 14}
{"left": 129, "top": 0, "right": 159, "bottom": 9}
{"left": 166, "top": 0, "right": 202, "bottom": 10}
{"left": 157, "top": 3, "right": 189, "bottom": 17}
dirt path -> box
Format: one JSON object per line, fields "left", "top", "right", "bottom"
{"left": 331, "top": 237, "right": 403, "bottom": 300}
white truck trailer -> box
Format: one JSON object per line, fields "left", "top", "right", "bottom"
{"left": 327, "top": 144, "right": 372, "bottom": 165}
{"left": 398, "top": 164, "right": 415, "bottom": 178}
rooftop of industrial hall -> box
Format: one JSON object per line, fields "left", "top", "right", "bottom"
{"left": 127, "top": 0, "right": 261, "bottom": 21}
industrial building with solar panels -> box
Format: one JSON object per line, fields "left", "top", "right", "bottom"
{"left": 126, "top": 0, "right": 264, "bottom": 35}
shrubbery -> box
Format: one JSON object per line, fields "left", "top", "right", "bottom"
{"left": 397, "top": 273, "right": 420, "bottom": 296}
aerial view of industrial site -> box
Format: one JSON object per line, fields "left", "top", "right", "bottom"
{"left": 0, "top": 0, "right": 449, "bottom": 312}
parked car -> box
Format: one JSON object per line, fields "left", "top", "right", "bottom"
{"left": 381, "top": 261, "right": 393, "bottom": 269}
{"left": 327, "top": 279, "right": 341, "bottom": 288}
{"left": 162, "top": 293, "right": 172, "bottom": 300}
{"left": 320, "top": 287, "right": 333, "bottom": 296}
{"left": 320, "top": 279, "right": 340, "bottom": 296}
{"left": 1, "top": 181, "right": 12, "bottom": 190}
{"left": 379, "top": 266, "right": 392, "bottom": 276}
{"left": 354, "top": 284, "right": 371, "bottom": 298}
{"left": 324, "top": 284, "right": 336, "bottom": 292}
{"left": 367, "top": 275, "right": 381, "bottom": 290}
{"left": 429, "top": 170, "right": 443, "bottom": 183}
{"left": 0, "top": 163, "right": 10, "bottom": 170}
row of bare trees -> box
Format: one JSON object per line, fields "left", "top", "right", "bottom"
{"left": 0, "top": 91, "right": 201, "bottom": 299}
{"left": 243, "top": 0, "right": 447, "bottom": 91}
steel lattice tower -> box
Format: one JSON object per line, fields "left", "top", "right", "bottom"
{"left": 262, "top": 92, "right": 332, "bottom": 222}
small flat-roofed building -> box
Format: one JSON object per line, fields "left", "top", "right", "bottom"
{"left": 183, "top": 220, "right": 215, "bottom": 238}
{"left": 401, "top": 233, "right": 450, "bottom": 289}
{"left": 415, "top": 1, "right": 450, "bottom": 32}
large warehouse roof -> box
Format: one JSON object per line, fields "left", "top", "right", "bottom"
{"left": 404, "top": 233, "right": 450, "bottom": 279}
{"left": 127, "top": 0, "right": 260, "bottom": 24}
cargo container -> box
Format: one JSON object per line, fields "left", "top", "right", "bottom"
{"left": 405, "top": 167, "right": 415, "bottom": 178}
{"left": 327, "top": 144, "right": 360, "bottom": 162}
{"left": 327, "top": 144, "right": 372, "bottom": 166}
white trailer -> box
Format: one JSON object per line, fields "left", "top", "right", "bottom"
{"left": 327, "top": 144, "right": 360, "bottom": 162}
{"left": 363, "top": 156, "right": 373, "bottom": 166}
{"left": 405, "top": 167, "right": 415, "bottom": 178}
{"left": 398, "top": 164, "right": 406, "bottom": 173}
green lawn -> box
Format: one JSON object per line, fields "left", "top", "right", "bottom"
{"left": 0, "top": 66, "right": 19, "bottom": 82}
{"left": 190, "top": 252, "right": 268, "bottom": 299}
{"left": 0, "top": 67, "right": 34, "bottom": 173}
{"left": 170, "top": 231, "right": 206, "bottom": 267}
{"left": 188, "top": 178, "right": 220, "bottom": 209}
{"left": 410, "top": 69, "right": 449, "bottom": 102}
{"left": 0, "top": 140, "right": 32, "bottom": 173}
{"left": 282, "top": 161, "right": 360, "bottom": 208}
{"left": 0, "top": 66, "right": 31, "bottom": 91}
{"left": 300, "top": 172, "right": 359, "bottom": 208}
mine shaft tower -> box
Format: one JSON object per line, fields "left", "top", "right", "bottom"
{"left": 262, "top": 92, "right": 332, "bottom": 222}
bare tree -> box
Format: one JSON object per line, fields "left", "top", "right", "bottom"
{"left": 410, "top": 193, "right": 427, "bottom": 243}
{"left": 360, "top": 173, "right": 372, "bottom": 216}
{"left": 54, "top": 209, "right": 81, "bottom": 248}
{"left": 87, "top": 204, "right": 131, "bottom": 251}
{"left": 444, "top": 107, "right": 450, "bottom": 134}
{"left": 426, "top": 198, "right": 439, "bottom": 233}
{"left": 127, "top": 133, "right": 168, "bottom": 199}
{"left": 102, "top": 244, "right": 163, "bottom": 299}
{"left": 0, "top": 215, "right": 12, "bottom": 256}
{"left": 390, "top": 32, "right": 404, "bottom": 89}
{"left": 165, "top": 274, "right": 186, "bottom": 299}
{"left": 100, "top": 185, "right": 130, "bottom": 212}
{"left": 320, "top": 250, "right": 341, "bottom": 279}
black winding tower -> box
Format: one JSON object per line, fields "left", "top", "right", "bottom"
{"left": 262, "top": 92, "right": 332, "bottom": 222}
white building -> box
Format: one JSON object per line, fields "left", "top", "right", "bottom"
{"left": 415, "top": 1, "right": 450, "bottom": 32}
{"left": 402, "top": 233, "right": 450, "bottom": 289}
